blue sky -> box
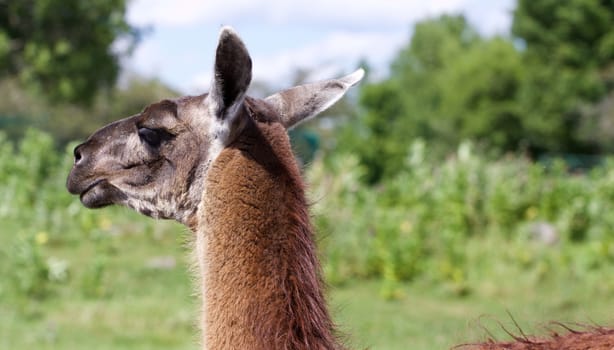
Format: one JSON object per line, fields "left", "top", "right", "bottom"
{"left": 125, "top": 0, "right": 515, "bottom": 94}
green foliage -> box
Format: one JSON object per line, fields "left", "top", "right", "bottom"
{"left": 512, "top": 0, "right": 614, "bottom": 153}
{"left": 0, "top": 129, "right": 612, "bottom": 347}
{"left": 437, "top": 39, "right": 523, "bottom": 149}
{"left": 309, "top": 141, "right": 614, "bottom": 297}
{"left": 351, "top": 4, "right": 614, "bottom": 182}
{"left": 0, "top": 130, "right": 117, "bottom": 299}
{"left": 80, "top": 256, "right": 108, "bottom": 298}
{"left": 512, "top": 0, "right": 614, "bottom": 67}
{"left": 7, "top": 235, "right": 51, "bottom": 299}
{"left": 0, "top": 0, "right": 139, "bottom": 104}
{"left": 353, "top": 15, "right": 525, "bottom": 183}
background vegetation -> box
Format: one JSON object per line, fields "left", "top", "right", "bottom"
{"left": 1, "top": 0, "right": 613, "bottom": 349}
{"left": 343, "top": 0, "right": 614, "bottom": 183}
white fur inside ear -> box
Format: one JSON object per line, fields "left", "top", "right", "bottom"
{"left": 207, "top": 122, "right": 227, "bottom": 166}
{"left": 206, "top": 95, "right": 244, "bottom": 163}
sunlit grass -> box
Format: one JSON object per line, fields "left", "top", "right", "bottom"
{"left": 333, "top": 277, "right": 613, "bottom": 349}
{"left": 1, "top": 219, "right": 612, "bottom": 350}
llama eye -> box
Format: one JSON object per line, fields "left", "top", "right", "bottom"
{"left": 138, "top": 127, "right": 162, "bottom": 147}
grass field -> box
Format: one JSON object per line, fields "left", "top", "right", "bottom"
{"left": 1, "top": 133, "right": 613, "bottom": 349}
{"left": 1, "top": 211, "right": 612, "bottom": 350}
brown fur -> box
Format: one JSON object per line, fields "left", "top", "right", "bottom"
{"left": 461, "top": 325, "right": 614, "bottom": 349}
{"left": 197, "top": 103, "right": 342, "bottom": 349}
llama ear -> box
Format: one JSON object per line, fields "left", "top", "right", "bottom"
{"left": 208, "top": 26, "right": 252, "bottom": 120}
{"left": 264, "top": 69, "right": 364, "bottom": 129}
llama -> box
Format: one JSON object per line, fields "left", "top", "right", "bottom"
{"left": 67, "top": 27, "right": 613, "bottom": 349}
{"left": 67, "top": 26, "right": 358, "bottom": 349}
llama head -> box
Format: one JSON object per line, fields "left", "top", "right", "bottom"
{"left": 66, "top": 26, "right": 364, "bottom": 225}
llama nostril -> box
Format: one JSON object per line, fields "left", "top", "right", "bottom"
{"left": 73, "top": 146, "right": 84, "bottom": 165}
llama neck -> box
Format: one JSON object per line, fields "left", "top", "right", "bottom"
{"left": 195, "top": 121, "right": 340, "bottom": 350}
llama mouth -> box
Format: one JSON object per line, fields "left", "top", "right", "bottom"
{"left": 68, "top": 172, "right": 127, "bottom": 209}
{"left": 80, "top": 179, "right": 105, "bottom": 198}
{"left": 79, "top": 179, "right": 123, "bottom": 209}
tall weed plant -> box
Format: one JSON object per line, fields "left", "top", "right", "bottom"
{"left": 308, "top": 140, "right": 614, "bottom": 297}
{"left": 0, "top": 130, "right": 126, "bottom": 299}
{"left": 1, "top": 130, "right": 613, "bottom": 301}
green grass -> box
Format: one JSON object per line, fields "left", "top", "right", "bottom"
{"left": 333, "top": 279, "right": 612, "bottom": 349}
{"left": 1, "top": 212, "right": 612, "bottom": 350}
{"left": 0, "top": 213, "right": 196, "bottom": 350}
{"left": 1, "top": 132, "right": 613, "bottom": 349}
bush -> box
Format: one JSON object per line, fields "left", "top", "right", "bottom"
{"left": 0, "top": 130, "right": 129, "bottom": 300}
{"left": 1, "top": 130, "right": 613, "bottom": 302}
{"left": 308, "top": 140, "right": 614, "bottom": 296}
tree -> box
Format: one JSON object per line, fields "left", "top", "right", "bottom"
{"left": 0, "top": 0, "right": 139, "bottom": 104}
{"left": 513, "top": 0, "right": 614, "bottom": 68}
{"left": 354, "top": 15, "right": 524, "bottom": 183}
{"left": 437, "top": 38, "right": 524, "bottom": 150}
{"left": 347, "top": 3, "right": 614, "bottom": 183}
{"left": 512, "top": 0, "right": 614, "bottom": 153}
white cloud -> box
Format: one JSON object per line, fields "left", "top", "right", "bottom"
{"left": 465, "top": 0, "right": 515, "bottom": 36}
{"left": 186, "top": 30, "right": 407, "bottom": 93}
{"left": 252, "top": 31, "right": 406, "bottom": 84}
{"left": 128, "top": 0, "right": 256, "bottom": 27}
{"left": 126, "top": 0, "right": 515, "bottom": 93}
{"left": 264, "top": 0, "right": 468, "bottom": 28}
{"left": 129, "top": 0, "right": 470, "bottom": 29}
{"left": 127, "top": 39, "right": 162, "bottom": 76}
{"left": 187, "top": 71, "right": 212, "bottom": 94}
